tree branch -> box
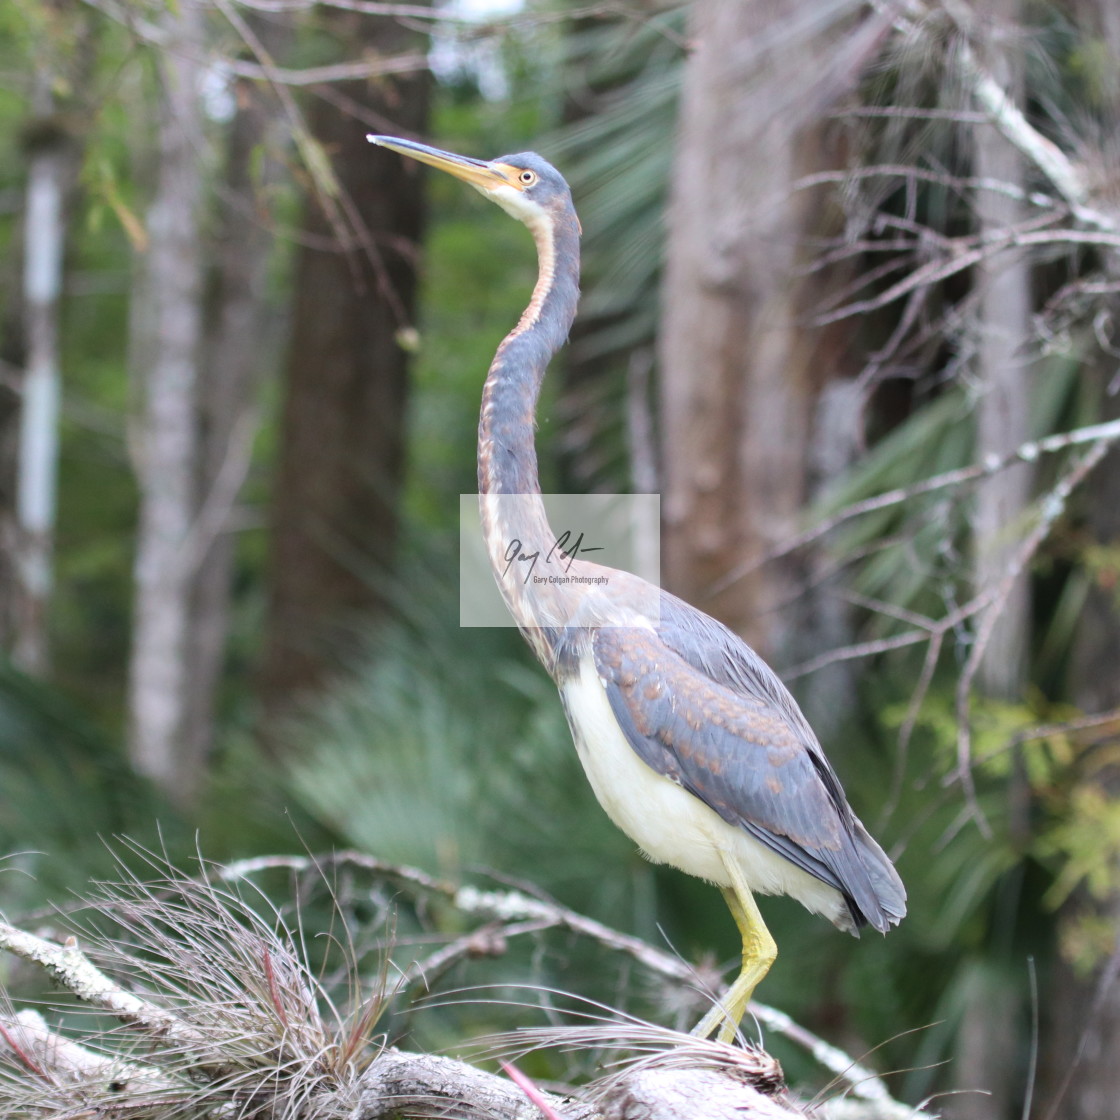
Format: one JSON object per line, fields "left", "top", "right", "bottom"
{"left": 0, "top": 877, "right": 861, "bottom": 1120}
{"left": 217, "top": 851, "right": 921, "bottom": 1112}
{"left": 714, "top": 417, "right": 1120, "bottom": 592}
{"left": 0, "top": 920, "right": 190, "bottom": 1045}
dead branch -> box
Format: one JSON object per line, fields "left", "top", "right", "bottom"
{"left": 0, "top": 862, "right": 935, "bottom": 1119}
{"left": 795, "top": 165, "right": 1061, "bottom": 211}
{"left": 595, "top": 1066, "right": 800, "bottom": 1120}
{"left": 949, "top": 440, "right": 1113, "bottom": 799}
{"left": 716, "top": 417, "right": 1120, "bottom": 591}
{"left": 812, "top": 224, "right": 1120, "bottom": 326}
{"left": 217, "top": 852, "right": 925, "bottom": 1115}
{"left": 221, "top": 51, "right": 430, "bottom": 86}
{"left": 883, "top": 0, "right": 1118, "bottom": 231}
{"left": 954, "top": 39, "right": 1106, "bottom": 228}
{"left": 0, "top": 919, "right": 193, "bottom": 1046}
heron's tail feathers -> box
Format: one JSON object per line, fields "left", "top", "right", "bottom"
{"left": 846, "top": 820, "right": 907, "bottom": 934}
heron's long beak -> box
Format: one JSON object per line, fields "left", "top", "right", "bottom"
{"left": 367, "top": 135, "right": 517, "bottom": 193}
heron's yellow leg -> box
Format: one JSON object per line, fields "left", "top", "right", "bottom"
{"left": 692, "top": 860, "right": 778, "bottom": 1043}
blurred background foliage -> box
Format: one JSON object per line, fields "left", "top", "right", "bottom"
{"left": 2, "top": 2, "right": 1120, "bottom": 1117}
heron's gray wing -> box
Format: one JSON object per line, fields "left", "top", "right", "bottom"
{"left": 655, "top": 591, "right": 865, "bottom": 819}
{"left": 657, "top": 592, "right": 822, "bottom": 742}
{"left": 591, "top": 623, "right": 903, "bottom": 930}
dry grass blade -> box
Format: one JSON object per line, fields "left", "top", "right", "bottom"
{"left": 445, "top": 985, "right": 783, "bottom": 1097}
{"left": 0, "top": 851, "right": 393, "bottom": 1119}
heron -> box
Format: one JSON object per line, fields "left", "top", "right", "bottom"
{"left": 368, "top": 134, "right": 907, "bottom": 1042}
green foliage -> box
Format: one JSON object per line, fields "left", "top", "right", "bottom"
{"left": 551, "top": 8, "right": 685, "bottom": 350}
{"left": 543, "top": 7, "right": 686, "bottom": 492}
{"left": 879, "top": 688, "right": 1091, "bottom": 918}
{"left": 1039, "top": 784, "right": 1120, "bottom": 910}
{"left": 0, "top": 661, "right": 181, "bottom": 909}
{"left": 282, "top": 562, "right": 648, "bottom": 929}
{"left": 812, "top": 349, "right": 1082, "bottom": 632}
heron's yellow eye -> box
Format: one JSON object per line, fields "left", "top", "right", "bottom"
{"left": 518, "top": 169, "right": 538, "bottom": 187}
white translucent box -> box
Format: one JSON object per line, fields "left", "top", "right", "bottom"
{"left": 459, "top": 493, "right": 661, "bottom": 628}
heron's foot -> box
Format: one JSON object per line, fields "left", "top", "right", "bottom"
{"left": 691, "top": 957, "right": 770, "bottom": 1043}
{"left": 692, "top": 865, "right": 778, "bottom": 1043}
{"left": 692, "top": 1001, "right": 734, "bottom": 1043}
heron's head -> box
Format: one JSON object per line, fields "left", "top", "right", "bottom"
{"left": 368, "top": 135, "right": 574, "bottom": 230}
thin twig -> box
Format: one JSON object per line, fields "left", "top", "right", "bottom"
{"left": 0, "top": 920, "right": 197, "bottom": 1046}
{"left": 995, "top": 708, "right": 1120, "bottom": 757}
{"left": 214, "top": 852, "right": 909, "bottom": 1107}
{"left": 784, "top": 629, "right": 933, "bottom": 680}
{"left": 714, "top": 417, "right": 1120, "bottom": 593}
{"left": 795, "top": 164, "right": 1060, "bottom": 210}
{"left": 949, "top": 440, "right": 1113, "bottom": 801}
{"left": 222, "top": 51, "right": 429, "bottom": 87}
{"left": 813, "top": 224, "right": 1117, "bottom": 326}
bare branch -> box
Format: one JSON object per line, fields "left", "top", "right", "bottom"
{"left": 965, "top": 708, "right": 1120, "bottom": 774}
{"left": 216, "top": 852, "right": 914, "bottom": 1110}
{"left": 832, "top": 105, "right": 989, "bottom": 122}
{"left": 882, "top": 0, "right": 1118, "bottom": 229}
{"left": 0, "top": 859, "right": 933, "bottom": 1120}
{"left": 949, "top": 440, "right": 1113, "bottom": 800}
{"left": 221, "top": 50, "right": 429, "bottom": 86}
{"left": 784, "top": 629, "right": 933, "bottom": 680}
{"left": 955, "top": 41, "right": 1110, "bottom": 229}
{"left": 0, "top": 920, "right": 199, "bottom": 1047}
{"left": 795, "top": 164, "right": 1061, "bottom": 210}
{"left": 716, "top": 418, "right": 1120, "bottom": 589}
{"left": 1010, "top": 709, "right": 1120, "bottom": 750}
{"left": 813, "top": 223, "right": 1120, "bottom": 326}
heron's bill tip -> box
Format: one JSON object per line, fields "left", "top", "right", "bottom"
{"left": 367, "top": 134, "right": 519, "bottom": 194}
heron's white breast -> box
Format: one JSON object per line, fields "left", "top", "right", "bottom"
{"left": 560, "top": 651, "right": 848, "bottom": 923}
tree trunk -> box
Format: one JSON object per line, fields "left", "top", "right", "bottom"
{"left": 972, "top": 3, "right": 1033, "bottom": 702}
{"left": 257, "top": 8, "right": 429, "bottom": 723}
{"left": 1036, "top": 7, "right": 1120, "bottom": 1118}
{"left": 945, "top": 10, "right": 1034, "bottom": 1118}
{"left": 13, "top": 120, "right": 68, "bottom": 674}
{"left": 656, "top": 0, "right": 866, "bottom": 666}
{"left": 183, "top": 33, "right": 290, "bottom": 782}
{"left": 1039, "top": 381, "right": 1120, "bottom": 1120}
{"left": 125, "top": 0, "right": 207, "bottom": 804}
{"left": 8, "top": 9, "right": 89, "bottom": 673}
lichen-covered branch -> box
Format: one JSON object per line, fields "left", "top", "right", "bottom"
{"left": 0, "top": 857, "right": 930, "bottom": 1119}
{"left": 0, "top": 919, "right": 187, "bottom": 1042}
{"left": 217, "top": 850, "right": 919, "bottom": 1109}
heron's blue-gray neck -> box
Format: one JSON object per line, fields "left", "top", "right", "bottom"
{"left": 477, "top": 206, "right": 581, "bottom": 500}
{"left": 476, "top": 203, "right": 580, "bottom": 667}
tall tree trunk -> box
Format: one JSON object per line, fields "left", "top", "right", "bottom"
{"left": 1037, "top": 6, "right": 1120, "bottom": 1118}
{"left": 13, "top": 115, "right": 69, "bottom": 674}
{"left": 258, "top": 8, "right": 429, "bottom": 724}
{"left": 1039, "top": 379, "right": 1120, "bottom": 1120}
{"left": 949, "top": 12, "right": 1036, "bottom": 1117}
{"left": 656, "top": 0, "right": 866, "bottom": 668}
{"left": 184, "top": 39, "right": 290, "bottom": 781}
{"left": 9, "top": 8, "right": 89, "bottom": 673}
{"left": 126, "top": 0, "right": 207, "bottom": 805}
{"left": 972, "top": 4, "right": 1033, "bottom": 702}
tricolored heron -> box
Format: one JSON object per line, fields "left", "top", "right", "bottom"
{"left": 369, "top": 134, "right": 906, "bottom": 1042}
